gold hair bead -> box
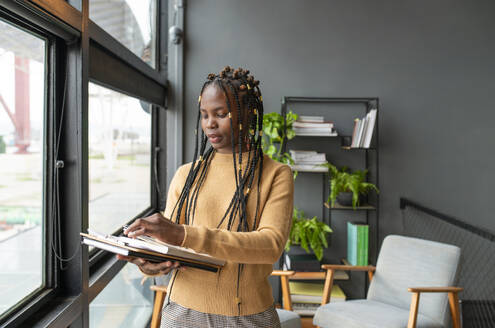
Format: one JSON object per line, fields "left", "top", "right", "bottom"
{"left": 260, "top": 96, "right": 263, "bottom": 102}
{"left": 239, "top": 124, "right": 243, "bottom": 131}
{"left": 247, "top": 84, "right": 251, "bottom": 90}
{"left": 198, "top": 95, "right": 201, "bottom": 103}
{"left": 246, "top": 188, "right": 251, "bottom": 194}
{"left": 259, "top": 131, "right": 263, "bottom": 136}
{"left": 253, "top": 109, "right": 257, "bottom": 115}
{"left": 228, "top": 112, "right": 232, "bottom": 118}
{"left": 199, "top": 156, "right": 203, "bottom": 161}
{"left": 249, "top": 129, "right": 255, "bottom": 135}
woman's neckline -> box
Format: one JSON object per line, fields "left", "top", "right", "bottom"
{"left": 211, "top": 150, "right": 256, "bottom": 164}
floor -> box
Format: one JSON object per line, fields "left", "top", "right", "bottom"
{"left": 301, "top": 316, "right": 317, "bottom": 328}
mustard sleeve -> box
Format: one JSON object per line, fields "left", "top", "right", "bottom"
{"left": 163, "top": 164, "right": 188, "bottom": 224}
{"left": 181, "top": 166, "right": 294, "bottom": 264}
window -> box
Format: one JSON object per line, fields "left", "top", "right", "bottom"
{"left": 89, "top": 0, "right": 157, "bottom": 68}
{"left": 89, "top": 263, "right": 153, "bottom": 327}
{"left": 88, "top": 82, "right": 151, "bottom": 234}
{"left": 0, "top": 18, "right": 46, "bottom": 316}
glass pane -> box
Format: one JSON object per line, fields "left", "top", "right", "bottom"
{"left": 90, "top": 263, "right": 153, "bottom": 327}
{"left": 0, "top": 19, "right": 45, "bottom": 314}
{"left": 88, "top": 83, "right": 151, "bottom": 234}
{"left": 90, "top": 0, "right": 157, "bottom": 68}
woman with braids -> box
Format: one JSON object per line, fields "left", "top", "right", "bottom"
{"left": 118, "top": 66, "right": 294, "bottom": 327}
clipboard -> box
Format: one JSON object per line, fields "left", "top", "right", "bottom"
{"left": 80, "top": 233, "right": 224, "bottom": 273}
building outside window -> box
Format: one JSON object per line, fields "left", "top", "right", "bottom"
{"left": 0, "top": 18, "right": 46, "bottom": 316}
{"left": 88, "top": 82, "right": 151, "bottom": 235}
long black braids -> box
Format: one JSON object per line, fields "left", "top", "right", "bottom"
{"left": 166, "top": 67, "right": 265, "bottom": 315}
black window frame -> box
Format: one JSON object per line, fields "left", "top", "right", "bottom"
{"left": 0, "top": 0, "right": 169, "bottom": 326}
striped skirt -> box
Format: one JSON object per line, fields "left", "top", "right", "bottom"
{"left": 160, "top": 301, "right": 281, "bottom": 328}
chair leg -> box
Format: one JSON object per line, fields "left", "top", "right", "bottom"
{"left": 407, "top": 292, "right": 420, "bottom": 328}
{"left": 321, "top": 269, "right": 335, "bottom": 305}
{"left": 151, "top": 290, "right": 166, "bottom": 328}
{"left": 448, "top": 292, "right": 461, "bottom": 328}
{"left": 280, "top": 275, "right": 293, "bottom": 311}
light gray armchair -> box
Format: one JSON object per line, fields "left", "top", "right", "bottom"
{"left": 314, "top": 235, "right": 462, "bottom": 328}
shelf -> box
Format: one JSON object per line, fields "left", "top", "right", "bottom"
{"left": 341, "top": 146, "right": 376, "bottom": 151}
{"left": 290, "top": 270, "right": 349, "bottom": 281}
{"left": 324, "top": 202, "right": 376, "bottom": 211}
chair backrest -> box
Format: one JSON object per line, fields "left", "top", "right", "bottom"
{"left": 367, "top": 235, "right": 461, "bottom": 326}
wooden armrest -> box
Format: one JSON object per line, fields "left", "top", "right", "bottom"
{"left": 271, "top": 270, "right": 295, "bottom": 276}
{"left": 150, "top": 285, "right": 168, "bottom": 293}
{"left": 407, "top": 286, "right": 463, "bottom": 328}
{"left": 321, "top": 265, "right": 376, "bottom": 306}
{"left": 408, "top": 286, "right": 463, "bottom": 293}
{"left": 270, "top": 270, "right": 295, "bottom": 311}
{"left": 321, "top": 264, "right": 376, "bottom": 272}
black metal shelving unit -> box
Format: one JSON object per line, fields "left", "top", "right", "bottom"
{"left": 281, "top": 96, "right": 380, "bottom": 269}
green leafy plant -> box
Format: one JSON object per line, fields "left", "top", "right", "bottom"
{"left": 261, "top": 111, "right": 298, "bottom": 165}
{"left": 321, "top": 162, "right": 379, "bottom": 209}
{"left": 285, "top": 207, "right": 332, "bottom": 261}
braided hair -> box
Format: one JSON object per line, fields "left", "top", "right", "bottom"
{"left": 169, "top": 66, "right": 265, "bottom": 233}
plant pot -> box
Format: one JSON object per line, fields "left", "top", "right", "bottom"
{"left": 336, "top": 192, "right": 365, "bottom": 207}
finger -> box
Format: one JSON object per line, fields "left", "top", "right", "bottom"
{"left": 124, "top": 218, "right": 149, "bottom": 235}
{"left": 116, "top": 254, "right": 132, "bottom": 262}
{"left": 127, "top": 226, "right": 146, "bottom": 238}
{"left": 140, "top": 260, "right": 169, "bottom": 272}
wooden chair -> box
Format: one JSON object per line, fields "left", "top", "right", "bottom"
{"left": 149, "top": 271, "right": 301, "bottom": 328}
{"left": 314, "top": 235, "right": 463, "bottom": 328}
{"left": 149, "top": 285, "right": 168, "bottom": 328}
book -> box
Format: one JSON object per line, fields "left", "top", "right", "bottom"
{"left": 80, "top": 231, "right": 225, "bottom": 272}
{"left": 359, "top": 114, "right": 369, "bottom": 148}
{"left": 293, "top": 121, "right": 334, "bottom": 129}
{"left": 290, "top": 282, "right": 346, "bottom": 303}
{"left": 351, "top": 119, "right": 362, "bottom": 147}
{"left": 289, "top": 164, "right": 328, "bottom": 172}
{"left": 298, "top": 115, "right": 325, "bottom": 122}
{"left": 289, "top": 150, "right": 326, "bottom": 163}
{"left": 347, "top": 222, "right": 369, "bottom": 266}
{"left": 295, "top": 130, "right": 338, "bottom": 137}
{"left": 363, "top": 109, "right": 377, "bottom": 148}
{"left": 289, "top": 281, "right": 346, "bottom": 314}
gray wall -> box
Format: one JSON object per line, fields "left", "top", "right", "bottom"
{"left": 178, "top": 1, "right": 495, "bottom": 297}
{"left": 182, "top": 0, "right": 495, "bottom": 238}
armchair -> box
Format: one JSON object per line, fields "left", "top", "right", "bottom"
{"left": 314, "top": 235, "right": 462, "bottom": 328}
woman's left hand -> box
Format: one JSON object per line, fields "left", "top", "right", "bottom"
{"left": 116, "top": 254, "right": 184, "bottom": 274}
{"left": 124, "top": 212, "right": 185, "bottom": 246}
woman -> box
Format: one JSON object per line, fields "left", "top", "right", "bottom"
{"left": 119, "top": 66, "right": 294, "bottom": 327}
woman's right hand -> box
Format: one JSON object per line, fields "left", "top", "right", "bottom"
{"left": 116, "top": 254, "right": 185, "bottom": 275}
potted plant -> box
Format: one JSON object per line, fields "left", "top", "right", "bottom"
{"left": 285, "top": 207, "right": 332, "bottom": 261}
{"left": 261, "top": 111, "right": 298, "bottom": 165}
{"left": 321, "top": 162, "right": 379, "bottom": 209}
{"left": 263, "top": 112, "right": 332, "bottom": 261}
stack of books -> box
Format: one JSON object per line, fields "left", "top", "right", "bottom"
{"left": 289, "top": 281, "right": 346, "bottom": 316}
{"left": 289, "top": 150, "right": 328, "bottom": 172}
{"left": 293, "top": 115, "right": 337, "bottom": 137}
{"left": 347, "top": 222, "right": 369, "bottom": 266}
{"left": 350, "top": 109, "right": 377, "bottom": 148}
